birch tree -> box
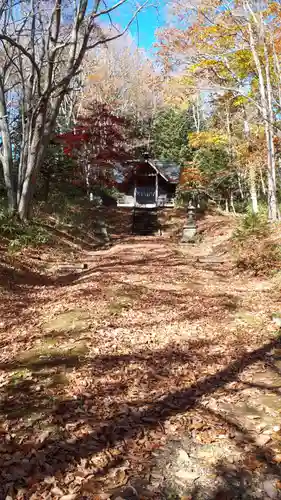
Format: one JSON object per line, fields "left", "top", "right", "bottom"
{"left": 243, "top": 0, "right": 277, "bottom": 220}
{"left": 0, "top": 0, "right": 150, "bottom": 219}
{"left": 158, "top": 0, "right": 281, "bottom": 220}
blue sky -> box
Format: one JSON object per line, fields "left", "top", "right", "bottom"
{"left": 126, "top": 5, "right": 166, "bottom": 51}
{"left": 103, "top": 2, "right": 168, "bottom": 53}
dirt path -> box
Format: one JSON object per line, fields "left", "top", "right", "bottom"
{"left": 1, "top": 229, "right": 281, "bottom": 499}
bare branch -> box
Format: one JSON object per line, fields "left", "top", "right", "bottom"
{"left": 88, "top": 1, "right": 151, "bottom": 50}
{"left": 92, "top": 0, "right": 128, "bottom": 18}
{"left": 0, "top": 34, "right": 41, "bottom": 90}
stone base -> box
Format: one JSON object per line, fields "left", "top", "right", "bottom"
{"left": 181, "top": 226, "right": 197, "bottom": 243}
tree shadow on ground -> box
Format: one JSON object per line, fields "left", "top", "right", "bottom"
{"left": 0, "top": 260, "right": 53, "bottom": 289}
{"left": 0, "top": 229, "right": 236, "bottom": 339}
{"left": 40, "top": 223, "right": 105, "bottom": 251}
{"left": 53, "top": 251, "right": 233, "bottom": 290}
{"left": 0, "top": 258, "right": 56, "bottom": 334}
{"left": 0, "top": 341, "right": 226, "bottom": 420}
{"left": 0, "top": 337, "right": 281, "bottom": 498}
{"left": 0, "top": 230, "right": 273, "bottom": 497}
{"left": 169, "top": 404, "right": 281, "bottom": 500}
{"left": 0, "top": 253, "right": 241, "bottom": 349}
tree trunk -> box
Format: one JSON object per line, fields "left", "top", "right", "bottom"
{"left": 266, "top": 123, "right": 278, "bottom": 220}
{"left": 0, "top": 135, "right": 16, "bottom": 212}
{"left": 17, "top": 123, "right": 30, "bottom": 205}
{"left": 249, "top": 165, "right": 258, "bottom": 214}
{"left": 263, "top": 18, "right": 278, "bottom": 221}
{"left": 243, "top": 110, "right": 258, "bottom": 212}
{"left": 0, "top": 80, "right": 16, "bottom": 212}
{"left": 246, "top": 10, "right": 278, "bottom": 221}
{"left": 0, "top": 0, "right": 149, "bottom": 219}
{"left": 259, "top": 166, "right": 266, "bottom": 196}
{"left": 271, "top": 35, "right": 281, "bottom": 111}
{"left": 18, "top": 176, "right": 33, "bottom": 220}
{"left": 192, "top": 93, "right": 201, "bottom": 133}
{"left": 237, "top": 172, "right": 244, "bottom": 200}
{"left": 17, "top": 129, "right": 46, "bottom": 219}
{"left": 230, "top": 192, "right": 236, "bottom": 214}
{"left": 16, "top": 102, "right": 55, "bottom": 219}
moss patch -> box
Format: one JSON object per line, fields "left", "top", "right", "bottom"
{"left": 14, "top": 342, "right": 89, "bottom": 370}
{"left": 42, "top": 309, "right": 91, "bottom": 334}
{"left": 9, "top": 368, "right": 32, "bottom": 385}
{"left": 235, "top": 310, "right": 264, "bottom": 327}
{"left": 108, "top": 297, "right": 132, "bottom": 315}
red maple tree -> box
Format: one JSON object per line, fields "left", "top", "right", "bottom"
{"left": 55, "top": 102, "right": 134, "bottom": 191}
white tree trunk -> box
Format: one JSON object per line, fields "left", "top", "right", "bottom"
{"left": 272, "top": 37, "right": 281, "bottom": 110}
{"left": 237, "top": 171, "right": 244, "bottom": 200}
{"left": 249, "top": 165, "right": 258, "bottom": 214}
{"left": 266, "top": 125, "right": 278, "bottom": 221}
{"left": 17, "top": 111, "right": 48, "bottom": 219}
{"left": 259, "top": 166, "right": 266, "bottom": 196}
{"left": 246, "top": 11, "right": 278, "bottom": 221}
{"left": 262, "top": 12, "right": 278, "bottom": 220}
{"left": 230, "top": 192, "right": 236, "bottom": 214}
{"left": 192, "top": 93, "right": 201, "bottom": 132}
{"left": 17, "top": 142, "right": 45, "bottom": 219}
{"left": 0, "top": 80, "right": 16, "bottom": 211}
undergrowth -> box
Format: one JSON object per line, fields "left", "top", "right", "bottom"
{"left": 0, "top": 192, "right": 106, "bottom": 253}
{"left": 233, "top": 208, "right": 268, "bottom": 240}
{"left": 0, "top": 209, "right": 50, "bottom": 251}
{"left": 233, "top": 210, "right": 281, "bottom": 276}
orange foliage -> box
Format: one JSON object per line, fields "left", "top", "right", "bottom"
{"left": 179, "top": 163, "right": 203, "bottom": 189}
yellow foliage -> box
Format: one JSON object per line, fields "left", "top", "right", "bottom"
{"left": 162, "top": 75, "right": 193, "bottom": 108}
{"left": 189, "top": 131, "right": 228, "bottom": 148}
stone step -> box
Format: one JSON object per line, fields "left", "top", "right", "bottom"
{"left": 132, "top": 209, "right": 160, "bottom": 235}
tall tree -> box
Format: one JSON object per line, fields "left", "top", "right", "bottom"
{"left": 0, "top": 0, "right": 150, "bottom": 219}
{"left": 150, "top": 107, "right": 194, "bottom": 165}
{"left": 158, "top": 0, "right": 281, "bottom": 220}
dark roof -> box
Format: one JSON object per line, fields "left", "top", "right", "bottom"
{"left": 114, "top": 158, "right": 181, "bottom": 185}
{"left": 150, "top": 159, "right": 181, "bottom": 184}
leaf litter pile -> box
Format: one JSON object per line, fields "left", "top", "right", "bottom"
{"left": 1, "top": 221, "right": 281, "bottom": 499}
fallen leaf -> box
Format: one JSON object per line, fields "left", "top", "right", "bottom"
{"left": 82, "top": 479, "right": 103, "bottom": 493}
{"left": 37, "top": 430, "right": 51, "bottom": 444}
{"left": 1, "top": 219, "right": 279, "bottom": 499}
{"left": 51, "top": 486, "right": 64, "bottom": 496}
{"left": 256, "top": 434, "right": 271, "bottom": 446}
{"left": 92, "top": 495, "right": 110, "bottom": 500}
{"left": 44, "top": 476, "right": 55, "bottom": 485}
{"left": 276, "top": 480, "right": 281, "bottom": 490}
{"left": 60, "top": 495, "right": 78, "bottom": 500}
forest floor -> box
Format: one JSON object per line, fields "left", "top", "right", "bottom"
{"left": 1, "top": 215, "right": 281, "bottom": 499}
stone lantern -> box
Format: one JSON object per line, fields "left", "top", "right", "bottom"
{"left": 181, "top": 201, "right": 197, "bottom": 243}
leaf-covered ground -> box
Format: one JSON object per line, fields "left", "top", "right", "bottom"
{"left": 1, "top": 216, "right": 281, "bottom": 499}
